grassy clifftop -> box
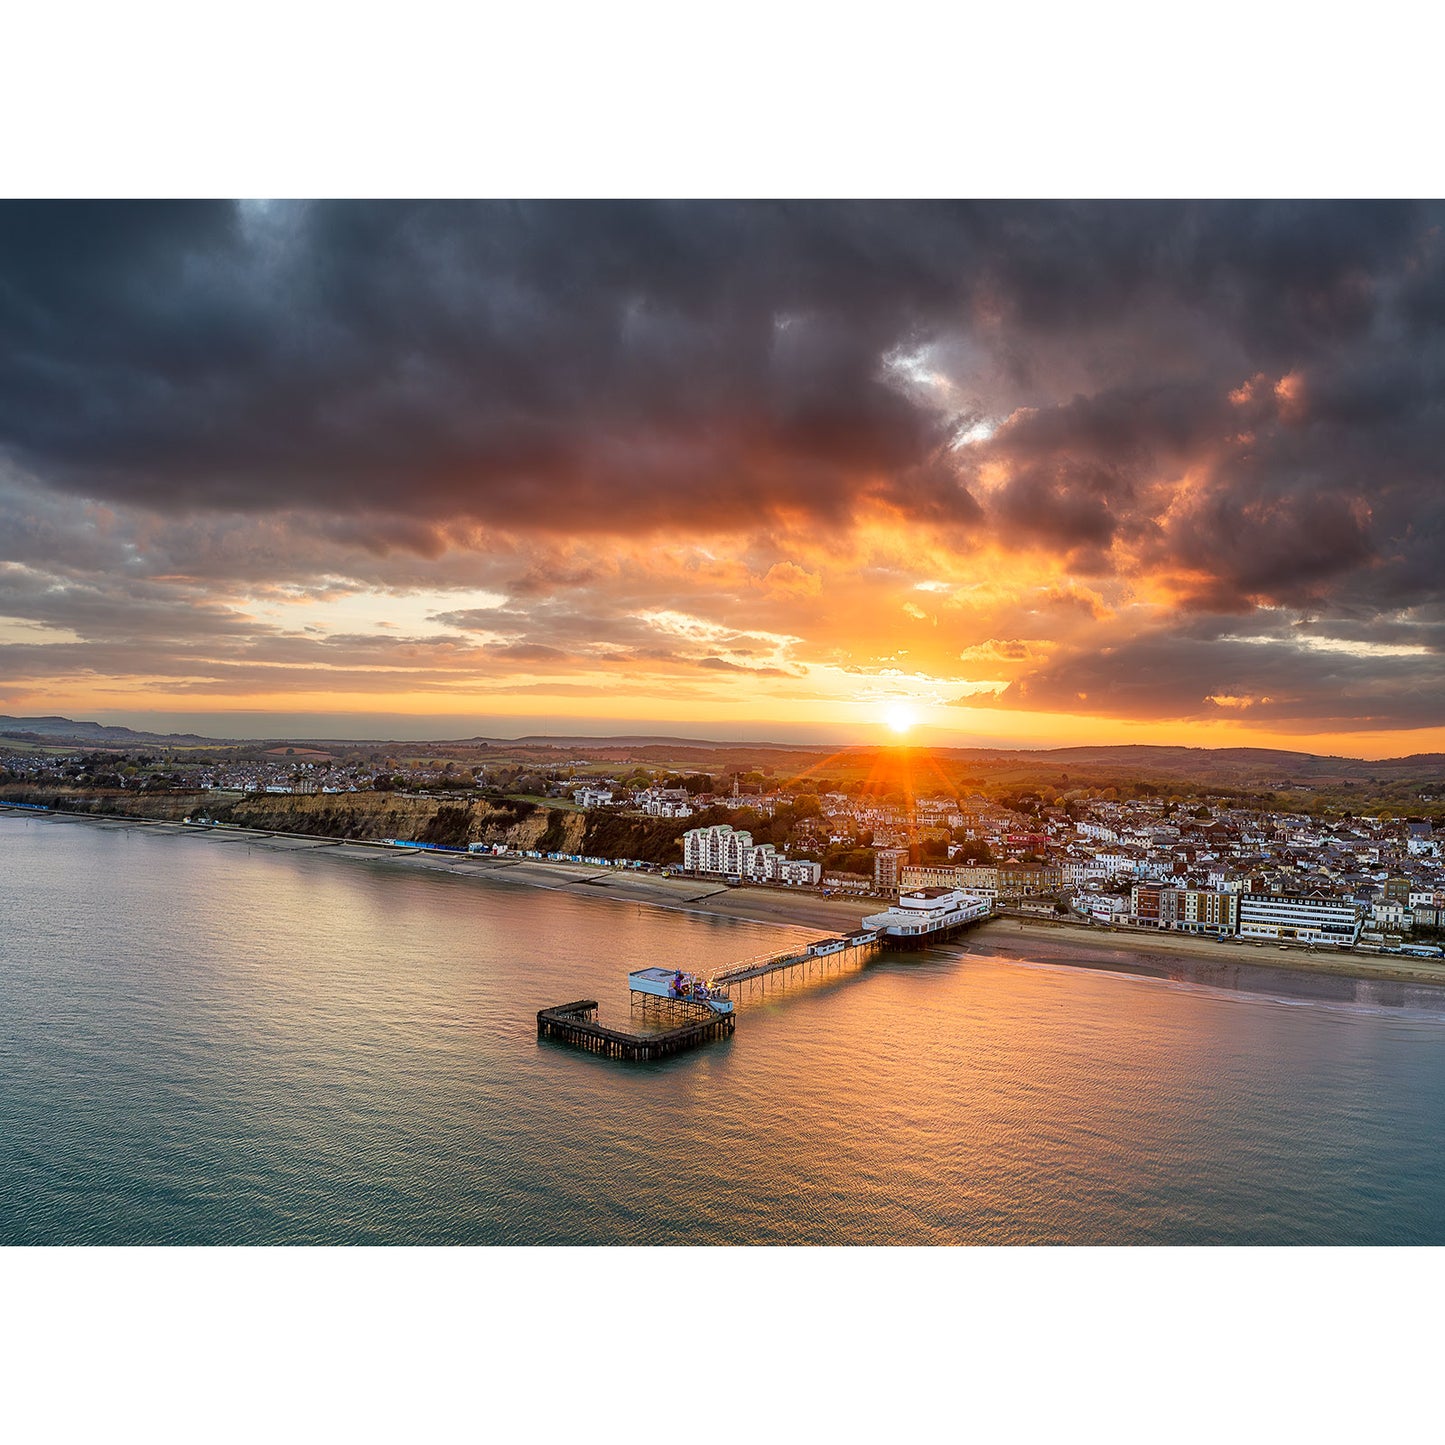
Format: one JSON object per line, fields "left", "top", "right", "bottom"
{"left": 0, "top": 786, "right": 590, "bottom": 852}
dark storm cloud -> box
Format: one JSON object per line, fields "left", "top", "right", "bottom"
{"left": 8, "top": 201, "right": 1445, "bottom": 730}
{"left": 2, "top": 200, "right": 1435, "bottom": 543}
{"left": 0, "top": 201, "right": 975, "bottom": 531}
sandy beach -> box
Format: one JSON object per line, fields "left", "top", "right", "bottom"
{"left": 969, "top": 915, "right": 1445, "bottom": 998}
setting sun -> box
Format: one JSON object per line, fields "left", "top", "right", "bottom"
{"left": 884, "top": 701, "right": 916, "bottom": 735}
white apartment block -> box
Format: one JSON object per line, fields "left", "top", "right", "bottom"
{"left": 1237, "top": 892, "right": 1362, "bottom": 945}
{"left": 683, "top": 824, "right": 753, "bottom": 875}
{"left": 682, "top": 824, "right": 821, "bottom": 887}
{"left": 771, "top": 857, "right": 822, "bottom": 886}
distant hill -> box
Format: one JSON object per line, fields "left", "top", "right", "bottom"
{"left": 462, "top": 734, "right": 801, "bottom": 750}
{"left": 4, "top": 717, "right": 1445, "bottom": 793}
{"left": 0, "top": 715, "right": 217, "bottom": 746}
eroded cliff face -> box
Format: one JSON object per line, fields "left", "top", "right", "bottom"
{"left": 0, "top": 786, "right": 202, "bottom": 822}
{"left": 0, "top": 787, "right": 589, "bottom": 852}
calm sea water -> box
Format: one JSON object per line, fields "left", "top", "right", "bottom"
{"left": 4, "top": 812, "right": 1445, "bottom": 1245}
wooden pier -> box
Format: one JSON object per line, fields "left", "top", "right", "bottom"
{"left": 537, "top": 999, "right": 735, "bottom": 1062}
{"left": 539, "top": 928, "right": 888, "bottom": 1063}
{"left": 710, "top": 929, "right": 882, "bottom": 1000}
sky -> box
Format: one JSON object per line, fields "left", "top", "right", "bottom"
{"left": 3, "top": 200, "right": 1445, "bottom": 754}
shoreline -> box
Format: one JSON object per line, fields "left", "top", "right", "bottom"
{"left": 0, "top": 804, "right": 872, "bottom": 936}
{"left": 9, "top": 802, "right": 1445, "bottom": 1000}
{"left": 968, "top": 916, "right": 1445, "bottom": 1004}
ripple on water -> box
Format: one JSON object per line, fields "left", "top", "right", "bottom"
{"left": 3, "top": 813, "right": 1445, "bottom": 1244}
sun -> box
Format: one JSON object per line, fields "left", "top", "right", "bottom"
{"left": 883, "top": 701, "right": 916, "bottom": 735}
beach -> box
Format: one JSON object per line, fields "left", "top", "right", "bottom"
{"left": 12, "top": 805, "right": 1445, "bottom": 995}
{"left": 969, "top": 915, "right": 1445, "bottom": 997}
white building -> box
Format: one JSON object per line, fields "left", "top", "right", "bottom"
{"left": 1096, "top": 851, "right": 1143, "bottom": 879}
{"left": 573, "top": 786, "right": 614, "bottom": 808}
{"left": 1237, "top": 892, "right": 1362, "bottom": 945}
{"left": 771, "top": 857, "right": 822, "bottom": 887}
{"left": 682, "top": 824, "right": 821, "bottom": 886}
{"left": 1371, "top": 900, "right": 1410, "bottom": 930}
{"left": 683, "top": 824, "right": 753, "bottom": 876}
{"left": 637, "top": 787, "right": 693, "bottom": 818}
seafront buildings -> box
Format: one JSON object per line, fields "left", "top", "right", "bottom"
{"left": 5, "top": 740, "right": 1445, "bottom": 951}
{"left": 681, "top": 822, "right": 822, "bottom": 886}
{"left": 1236, "top": 891, "right": 1363, "bottom": 945}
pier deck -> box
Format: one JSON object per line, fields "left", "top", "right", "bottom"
{"left": 539, "top": 912, "right": 989, "bottom": 1063}
{"left": 537, "top": 999, "right": 735, "bottom": 1061}
{"left": 711, "top": 928, "right": 881, "bottom": 997}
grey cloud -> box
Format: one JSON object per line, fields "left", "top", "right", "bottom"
{"left": 7, "top": 202, "right": 1445, "bottom": 732}
{"left": 979, "top": 622, "right": 1445, "bottom": 729}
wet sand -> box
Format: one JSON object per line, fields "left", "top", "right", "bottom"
{"left": 970, "top": 916, "right": 1445, "bottom": 999}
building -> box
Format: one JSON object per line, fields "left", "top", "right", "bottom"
{"left": 771, "top": 857, "right": 822, "bottom": 887}
{"left": 573, "top": 786, "right": 614, "bottom": 808}
{"left": 1131, "top": 884, "right": 1241, "bottom": 934}
{"left": 637, "top": 787, "right": 693, "bottom": 818}
{"left": 1372, "top": 900, "right": 1410, "bottom": 931}
{"left": 949, "top": 865, "right": 1000, "bottom": 894}
{"left": 1237, "top": 891, "right": 1362, "bottom": 945}
{"left": 683, "top": 824, "right": 752, "bottom": 876}
{"left": 683, "top": 824, "right": 822, "bottom": 888}
{"left": 861, "top": 887, "right": 993, "bottom": 946}
{"left": 1131, "top": 883, "right": 1164, "bottom": 927}
{"left": 1161, "top": 887, "right": 1240, "bottom": 934}
{"left": 996, "top": 861, "right": 1062, "bottom": 897}
{"left": 898, "top": 860, "right": 962, "bottom": 893}
{"left": 875, "top": 848, "right": 910, "bottom": 896}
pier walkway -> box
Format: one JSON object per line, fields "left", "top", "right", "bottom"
{"left": 708, "top": 928, "right": 881, "bottom": 998}
{"left": 539, "top": 907, "right": 990, "bottom": 1064}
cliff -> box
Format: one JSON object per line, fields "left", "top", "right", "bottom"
{"left": 0, "top": 786, "right": 589, "bottom": 852}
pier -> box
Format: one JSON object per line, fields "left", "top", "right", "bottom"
{"left": 709, "top": 928, "right": 882, "bottom": 999}
{"left": 538, "top": 928, "right": 882, "bottom": 1063}
{"left": 537, "top": 999, "right": 734, "bottom": 1061}
{"left": 538, "top": 899, "right": 992, "bottom": 1064}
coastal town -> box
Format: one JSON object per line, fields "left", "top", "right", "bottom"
{"left": 5, "top": 733, "right": 1445, "bottom": 956}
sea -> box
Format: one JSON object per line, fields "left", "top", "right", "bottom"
{"left": 4, "top": 810, "right": 1445, "bottom": 1246}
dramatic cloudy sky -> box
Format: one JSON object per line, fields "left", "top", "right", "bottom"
{"left": 3, "top": 200, "right": 1445, "bottom": 750}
